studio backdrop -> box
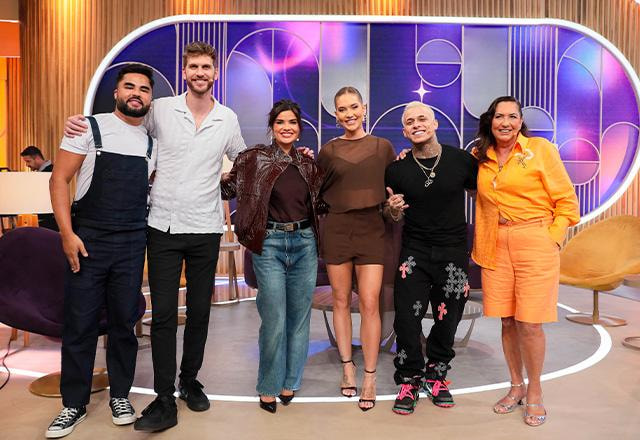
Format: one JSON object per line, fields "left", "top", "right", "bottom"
{"left": 86, "top": 16, "right": 640, "bottom": 224}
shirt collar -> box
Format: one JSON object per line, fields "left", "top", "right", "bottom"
{"left": 486, "top": 133, "right": 529, "bottom": 162}
{"left": 38, "top": 160, "right": 52, "bottom": 171}
{"left": 173, "top": 92, "right": 223, "bottom": 121}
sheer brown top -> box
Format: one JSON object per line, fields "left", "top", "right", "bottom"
{"left": 317, "top": 134, "right": 395, "bottom": 213}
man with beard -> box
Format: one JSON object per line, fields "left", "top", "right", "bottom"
{"left": 65, "top": 42, "right": 247, "bottom": 432}
{"left": 46, "top": 64, "right": 156, "bottom": 438}
{"left": 384, "top": 101, "right": 478, "bottom": 415}
{"left": 20, "top": 146, "right": 59, "bottom": 230}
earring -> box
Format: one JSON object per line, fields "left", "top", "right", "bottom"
{"left": 296, "top": 138, "right": 300, "bottom": 141}
{"left": 335, "top": 119, "right": 341, "bottom": 128}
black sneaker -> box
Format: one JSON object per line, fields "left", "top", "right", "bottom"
{"left": 423, "top": 377, "right": 455, "bottom": 407}
{"left": 392, "top": 383, "right": 420, "bottom": 415}
{"left": 179, "top": 379, "right": 210, "bottom": 411}
{"left": 45, "top": 406, "right": 87, "bottom": 438}
{"left": 423, "top": 362, "right": 455, "bottom": 407}
{"left": 109, "top": 397, "right": 136, "bottom": 425}
{"left": 133, "top": 396, "right": 177, "bottom": 432}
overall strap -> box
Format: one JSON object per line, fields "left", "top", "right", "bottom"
{"left": 146, "top": 135, "right": 153, "bottom": 160}
{"left": 85, "top": 116, "right": 103, "bottom": 150}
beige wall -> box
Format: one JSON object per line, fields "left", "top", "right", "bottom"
{"left": 0, "top": 0, "right": 18, "bottom": 20}
{"left": 7, "top": 0, "right": 640, "bottom": 231}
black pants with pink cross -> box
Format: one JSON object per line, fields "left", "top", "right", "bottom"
{"left": 392, "top": 238, "right": 470, "bottom": 385}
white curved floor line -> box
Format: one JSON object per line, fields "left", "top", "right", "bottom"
{"left": 1, "top": 302, "right": 612, "bottom": 403}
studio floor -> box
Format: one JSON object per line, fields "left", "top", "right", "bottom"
{"left": 1, "top": 283, "right": 639, "bottom": 440}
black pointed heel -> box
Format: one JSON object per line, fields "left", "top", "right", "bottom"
{"left": 259, "top": 397, "right": 277, "bottom": 414}
{"left": 278, "top": 391, "right": 295, "bottom": 406}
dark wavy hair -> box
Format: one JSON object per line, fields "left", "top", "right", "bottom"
{"left": 268, "top": 99, "right": 303, "bottom": 135}
{"left": 474, "top": 96, "right": 528, "bottom": 163}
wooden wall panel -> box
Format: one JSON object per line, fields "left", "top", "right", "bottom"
{"left": 7, "top": 56, "right": 21, "bottom": 171}
{"left": 8, "top": 0, "right": 640, "bottom": 231}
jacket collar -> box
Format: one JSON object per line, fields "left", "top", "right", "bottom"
{"left": 271, "top": 142, "right": 301, "bottom": 163}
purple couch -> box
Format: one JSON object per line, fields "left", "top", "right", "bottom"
{"left": 0, "top": 227, "right": 145, "bottom": 338}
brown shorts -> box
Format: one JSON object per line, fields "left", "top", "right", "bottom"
{"left": 321, "top": 207, "right": 385, "bottom": 265}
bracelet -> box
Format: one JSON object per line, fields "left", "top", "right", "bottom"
{"left": 389, "top": 208, "right": 404, "bottom": 222}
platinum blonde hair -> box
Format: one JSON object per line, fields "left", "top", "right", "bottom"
{"left": 401, "top": 101, "right": 436, "bottom": 125}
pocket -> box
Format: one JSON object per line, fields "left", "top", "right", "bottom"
{"left": 299, "top": 228, "right": 315, "bottom": 240}
{"left": 544, "top": 227, "right": 560, "bottom": 250}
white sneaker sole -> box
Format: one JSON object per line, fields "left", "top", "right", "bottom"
{"left": 112, "top": 413, "right": 137, "bottom": 425}
{"left": 45, "top": 413, "right": 87, "bottom": 438}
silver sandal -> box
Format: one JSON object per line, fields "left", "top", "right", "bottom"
{"left": 493, "top": 382, "right": 525, "bottom": 414}
{"left": 524, "top": 402, "right": 547, "bottom": 426}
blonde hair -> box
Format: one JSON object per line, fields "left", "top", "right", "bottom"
{"left": 401, "top": 101, "right": 435, "bottom": 125}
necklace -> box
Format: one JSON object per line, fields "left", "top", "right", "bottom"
{"left": 412, "top": 149, "right": 441, "bottom": 188}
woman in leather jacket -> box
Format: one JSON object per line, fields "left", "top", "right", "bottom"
{"left": 221, "top": 99, "right": 323, "bottom": 413}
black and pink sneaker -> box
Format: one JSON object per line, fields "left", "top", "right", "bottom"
{"left": 392, "top": 383, "right": 420, "bottom": 415}
{"left": 423, "top": 378, "right": 455, "bottom": 408}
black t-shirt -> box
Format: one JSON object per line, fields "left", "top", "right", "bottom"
{"left": 385, "top": 144, "right": 478, "bottom": 247}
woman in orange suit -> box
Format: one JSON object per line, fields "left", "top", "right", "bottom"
{"left": 472, "top": 96, "right": 579, "bottom": 427}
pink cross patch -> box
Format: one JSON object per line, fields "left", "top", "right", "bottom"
{"left": 399, "top": 263, "right": 409, "bottom": 279}
{"left": 438, "top": 302, "right": 447, "bottom": 320}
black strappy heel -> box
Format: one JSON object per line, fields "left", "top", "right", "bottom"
{"left": 340, "top": 359, "right": 357, "bottom": 397}
{"left": 358, "top": 369, "right": 377, "bottom": 411}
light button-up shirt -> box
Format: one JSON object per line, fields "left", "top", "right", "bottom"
{"left": 147, "top": 93, "right": 246, "bottom": 234}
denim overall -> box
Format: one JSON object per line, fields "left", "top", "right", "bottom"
{"left": 60, "top": 116, "right": 152, "bottom": 407}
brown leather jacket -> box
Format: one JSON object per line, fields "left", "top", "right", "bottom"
{"left": 221, "top": 144, "right": 325, "bottom": 254}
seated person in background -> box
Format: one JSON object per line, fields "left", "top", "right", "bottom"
{"left": 21, "top": 145, "right": 58, "bottom": 231}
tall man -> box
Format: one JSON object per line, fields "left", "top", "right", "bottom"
{"left": 385, "top": 101, "right": 478, "bottom": 415}
{"left": 65, "top": 42, "right": 247, "bottom": 432}
{"left": 21, "top": 146, "right": 58, "bottom": 230}
{"left": 47, "top": 64, "right": 156, "bottom": 438}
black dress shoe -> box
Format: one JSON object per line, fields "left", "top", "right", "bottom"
{"left": 259, "top": 397, "right": 277, "bottom": 413}
{"left": 179, "top": 379, "right": 210, "bottom": 412}
{"left": 133, "top": 396, "right": 177, "bottom": 432}
{"left": 278, "top": 392, "right": 294, "bottom": 406}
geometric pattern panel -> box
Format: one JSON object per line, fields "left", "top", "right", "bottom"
{"left": 86, "top": 17, "right": 640, "bottom": 224}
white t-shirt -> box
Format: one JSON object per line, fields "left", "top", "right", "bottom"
{"left": 60, "top": 112, "right": 157, "bottom": 200}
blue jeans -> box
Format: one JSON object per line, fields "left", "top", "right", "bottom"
{"left": 252, "top": 226, "right": 318, "bottom": 396}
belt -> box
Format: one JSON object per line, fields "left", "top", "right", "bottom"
{"left": 266, "top": 219, "right": 311, "bottom": 232}
{"left": 498, "top": 217, "right": 552, "bottom": 227}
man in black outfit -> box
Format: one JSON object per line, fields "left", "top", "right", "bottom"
{"left": 21, "top": 145, "right": 58, "bottom": 231}
{"left": 385, "top": 101, "right": 478, "bottom": 415}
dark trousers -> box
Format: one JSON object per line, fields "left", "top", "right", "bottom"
{"left": 61, "top": 226, "right": 146, "bottom": 407}
{"left": 147, "top": 226, "right": 221, "bottom": 396}
{"left": 393, "top": 239, "right": 469, "bottom": 384}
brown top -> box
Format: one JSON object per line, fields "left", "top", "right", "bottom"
{"left": 268, "top": 163, "right": 310, "bottom": 223}
{"left": 318, "top": 134, "right": 395, "bottom": 213}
